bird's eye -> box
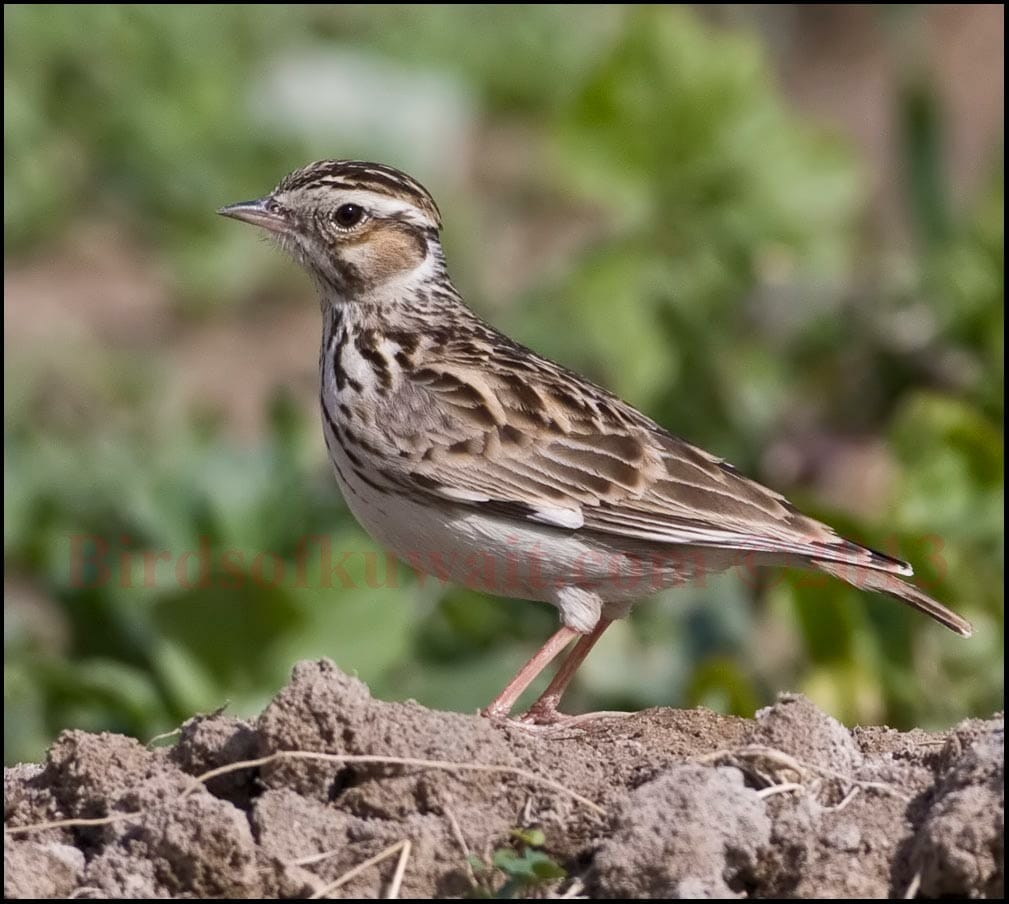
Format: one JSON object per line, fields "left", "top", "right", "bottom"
{"left": 333, "top": 203, "right": 365, "bottom": 228}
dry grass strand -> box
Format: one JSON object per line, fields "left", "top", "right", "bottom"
{"left": 5, "top": 748, "right": 605, "bottom": 839}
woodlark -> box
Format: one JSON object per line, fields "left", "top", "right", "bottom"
{"left": 220, "top": 160, "right": 972, "bottom": 725}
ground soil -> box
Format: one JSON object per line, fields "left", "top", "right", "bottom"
{"left": 4, "top": 659, "right": 1003, "bottom": 899}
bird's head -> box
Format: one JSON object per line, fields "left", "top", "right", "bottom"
{"left": 219, "top": 160, "right": 444, "bottom": 304}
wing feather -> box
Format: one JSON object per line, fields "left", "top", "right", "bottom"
{"left": 382, "top": 337, "right": 908, "bottom": 574}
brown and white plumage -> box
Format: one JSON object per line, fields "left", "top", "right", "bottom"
{"left": 220, "top": 160, "right": 972, "bottom": 723}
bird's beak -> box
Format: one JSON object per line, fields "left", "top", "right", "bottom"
{"left": 216, "top": 198, "right": 289, "bottom": 233}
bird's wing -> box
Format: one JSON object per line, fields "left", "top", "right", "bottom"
{"left": 379, "top": 338, "right": 904, "bottom": 573}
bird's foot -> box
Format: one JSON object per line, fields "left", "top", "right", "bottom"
{"left": 516, "top": 695, "right": 566, "bottom": 726}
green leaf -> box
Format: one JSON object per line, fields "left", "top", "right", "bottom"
{"left": 491, "top": 849, "right": 523, "bottom": 875}
{"left": 509, "top": 827, "right": 546, "bottom": 848}
{"left": 528, "top": 852, "right": 567, "bottom": 880}
{"left": 492, "top": 848, "right": 566, "bottom": 883}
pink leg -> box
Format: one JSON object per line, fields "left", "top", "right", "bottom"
{"left": 519, "top": 618, "right": 613, "bottom": 725}
{"left": 482, "top": 626, "right": 579, "bottom": 719}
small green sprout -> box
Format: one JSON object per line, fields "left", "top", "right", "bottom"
{"left": 465, "top": 826, "right": 567, "bottom": 898}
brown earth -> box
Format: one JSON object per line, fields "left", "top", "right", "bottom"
{"left": 3, "top": 660, "right": 1003, "bottom": 899}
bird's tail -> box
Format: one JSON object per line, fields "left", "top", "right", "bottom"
{"left": 812, "top": 559, "right": 973, "bottom": 637}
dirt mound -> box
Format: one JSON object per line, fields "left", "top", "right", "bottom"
{"left": 4, "top": 659, "right": 1003, "bottom": 898}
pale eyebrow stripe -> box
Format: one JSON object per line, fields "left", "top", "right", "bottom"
{"left": 310, "top": 187, "right": 434, "bottom": 223}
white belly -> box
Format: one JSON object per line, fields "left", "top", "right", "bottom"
{"left": 330, "top": 446, "right": 727, "bottom": 631}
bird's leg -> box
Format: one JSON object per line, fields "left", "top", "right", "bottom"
{"left": 481, "top": 626, "right": 579, "bottom": 720}
{"left": 518, "top": 618, "right": 613, "bottom": 725}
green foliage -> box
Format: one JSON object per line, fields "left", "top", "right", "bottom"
{"left": 3, "top": 5, "right": 617, "bottom": 301}
{"left": 466, "top": 828, "right": 566, "bottom": 898}
{"left": 3, "top": 6, "right": 1003, "bottom": 762}
{"left": 3, "top": 364, "right": 425, "bottom": 743}
{"left": 331, "top": 5, "right": 622, "bottom": 113}
{"left": 517, "top": 7, "right": 859, "bottom": 461}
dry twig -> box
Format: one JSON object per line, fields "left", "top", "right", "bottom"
{"left": 308, "top": 839, "right": 410, "bottom": 899}
{"left": 5, "top": 748, "right": 605, "bottom": 839}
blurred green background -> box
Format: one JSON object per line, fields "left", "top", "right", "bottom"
{"left": 4, "top": 5, "right": 1003, "bottom": 763}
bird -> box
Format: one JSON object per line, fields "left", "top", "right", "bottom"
{"left": 218, "top": 160, "right": 972, "bottom": 725}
